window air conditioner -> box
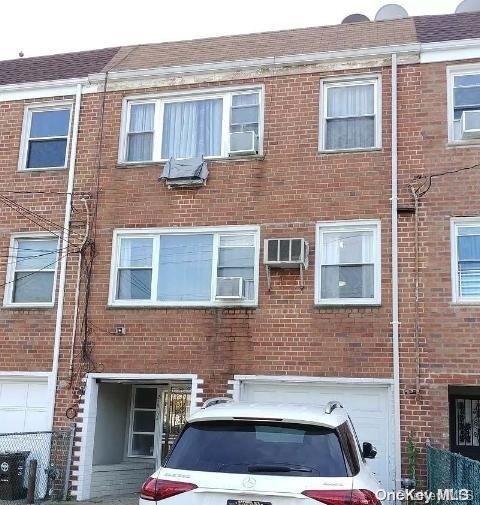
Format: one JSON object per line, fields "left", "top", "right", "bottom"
{"left": 263, "top": 238, "right": 309, "bottom": 269}
{"left": 461, "top": 110, "right": 480, "bottom": 139}
{"left": 229, "top": 131, "right": 257, "bottom": 155}
{"left": 216, "top": 277, "right": 244, "bottom": 299}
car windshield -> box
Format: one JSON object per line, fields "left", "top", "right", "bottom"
{"left": 165, "top": 421, "right": 348, "bottom": 477}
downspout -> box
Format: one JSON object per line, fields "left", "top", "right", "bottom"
{"left": 48, "top": 83, "right": 83, "bottom": 430}
{"left": 391, "top": 53, "right": 402, "bottom": 490}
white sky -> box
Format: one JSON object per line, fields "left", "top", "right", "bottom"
{"left": 0, "top": 0, "right": 463, "bottom": 61}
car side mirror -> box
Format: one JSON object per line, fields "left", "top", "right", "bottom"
{"left": 362, "top": 441, "right": 377, "bottom": 459}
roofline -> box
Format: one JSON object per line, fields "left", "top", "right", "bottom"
{"left": 3, "top": 36, "right": 480, "bottom": 101}
{"left": 88, "top": 43, "right": 421, "bottom": 84}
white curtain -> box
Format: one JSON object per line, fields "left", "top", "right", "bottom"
{"left": 117, "top": 238, "right": 153, "bottom": 300}
{"left": 326, "top": 84, "right": 375, "bottom": 150}
{"left": 127, "top": 103, "right": 155, "bottom": 161}
{"left": 162, "top": 98, "right": 222, "bottom": 159}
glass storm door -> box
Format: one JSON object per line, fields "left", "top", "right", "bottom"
{"left": 129, "top": 386, "right": 163, "bottom": 464}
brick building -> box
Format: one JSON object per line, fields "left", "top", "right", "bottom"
{"left": 1, "top": 7, "right": 480, "bottom": 500}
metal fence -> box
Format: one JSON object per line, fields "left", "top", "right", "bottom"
{"left": 0, "top": 427, "right": 74, "bottom": 504}
{"left": 427, "top": 444, "right": 480, "bottom": 505}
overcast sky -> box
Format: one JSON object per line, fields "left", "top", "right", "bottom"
{"left": 0, "top": 0, "right": 464, "bottom": 61}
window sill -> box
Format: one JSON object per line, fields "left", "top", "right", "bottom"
{"left": 315, "top": 301, "right": 381, "bottom": 308}
{"left": 451, "top": 300, "right": 480, "bottom": 307}
{"left": 447, "top": 141, "right": 480, "bottom": 149}
{"left": 107, "top": 302, "right": 258, "bottom": 310}
{"left": 18, "top": 166, "right": 67, "bottom": 173}
{"left": 2, "top": 303, "right": 55, "bottom": 310}
{"left": 116, "top": 154, "right": 265, "bottom": 169}
{"left": 317, "top": 147, "right": 382, "bottom": 155}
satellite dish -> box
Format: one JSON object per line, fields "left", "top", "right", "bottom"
{"left": 375, "top": 4, "right": 409, "bottom": 21}
{"left": 341, "top": 13, "right": 370, "bottom": 24}
{"left": 456, "top": 0, "right": 480, "bottom": 13}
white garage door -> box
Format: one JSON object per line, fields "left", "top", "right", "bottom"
{"left": 0, "top": 379, "right": 49, "bottom": 433}
{"left": 239, "top": 380, "right": 393, "bottom": 491}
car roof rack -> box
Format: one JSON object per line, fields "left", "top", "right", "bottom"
{"left": 325, "top": 400, "right": 343, "bottom": 414}
{"left": 202, "top": 397, "right": 233, "bottom": 409}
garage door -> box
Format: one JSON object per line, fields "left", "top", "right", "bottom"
{"left": 0, "top": 379, "right": 49, "bottom": 433}
{"left": 239, "top": 380, "right": 393, "bottom": 491}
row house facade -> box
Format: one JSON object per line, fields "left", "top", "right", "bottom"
{"left": 1, "top": 8, "right": 480, "bottom": 500}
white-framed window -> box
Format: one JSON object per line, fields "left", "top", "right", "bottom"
{"left": 451, "top": 218, "right": 480, "bottom": 303}
{"left": 3, "top": 234, "right": 60, "bottom": 307}
{"left": 19, "top": 103, "right": 73, "bottom": 170}
{"left": 315, "top": 220, "right": 381, "bottom": 305}
{"left": 109, "top": 226, "right": 260, "bottom": 307}
{"left": 319, "top": 76, "right": 381, "bottom": 152}
{"left": 119, "top": 86, "right": 264, "bottom": 163}
{"left": 447, "top": 65, "right": 480, "bottom": 143}
{"left": 128, "top": 386, "right": 160, "bottom": 458}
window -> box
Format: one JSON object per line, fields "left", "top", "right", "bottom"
{"left": 449, "top": 67, "right": 480, "bottom": 142}
{"left": 451, "top": 219, "right": 480, "bottom": 303}
{"left": 20, "top": 104, "right": 72, "bottom": 170}
{"left": 110, "top": 227, "right": 259, "bottom": 306}
{"left": 165, "top": 421, "right": 348, "bottom": 477}
{"left": 320, "top": 77, "right": 380, "bottom": 151}
{"left": 4, "top": 236, "right": 59, "bottom": 306}
{"left": 121, "top": 88, "right": 263, "bottom": 162}
{"left": 129, "top": 387, "right": 158, "bottom": 458}
{"left": 315, "top": 220, "right": 381, "bottom": 305}
{"left": 449, "top": 387, "right": 480, "bottom": 461}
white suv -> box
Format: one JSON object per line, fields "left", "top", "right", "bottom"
{"left": 139, "top": 401, "right": 382, "bottom": 505}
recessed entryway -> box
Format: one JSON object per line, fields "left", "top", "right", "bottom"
{"left": 74, "top": 373, "right": 202, "bottom": 500}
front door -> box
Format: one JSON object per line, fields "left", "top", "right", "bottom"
{"left": 449, "top": 388, "right": 480, "bottom": 460}
{"left": 128, "top": 384, "right": 191, "bottom": 467}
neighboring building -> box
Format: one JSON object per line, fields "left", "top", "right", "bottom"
{"left": 1, "top": 6, "right": 480, "bottom": 500}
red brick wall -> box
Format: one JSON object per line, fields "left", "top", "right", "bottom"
{"left": 3, "top": 57, "right": 480, "bottom": 484}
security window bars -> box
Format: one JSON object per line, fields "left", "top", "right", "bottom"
{"left": 316, "top": 221, "right": 381, "bottom": 305}
{"left": 321, "top": 78, "right": 379, "bottom": 151}
{"left": 111, "top": 228, "right": 259, "bottom": 306}
{"left": 22, "top": 106, "right": 72, "bottom": 169}
{"left": 452, "top": 220, "right": 480, "bottom": 302}
{"left": 5, "top": 237, "right": 59, "bottom": 306}
{"left": 122, "top": 88, "right": 262, "bottom": 162}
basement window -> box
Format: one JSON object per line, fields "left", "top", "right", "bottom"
{"left": 120, "top": 87, "right": 263, "bottom": 163}
{"left": 109, "top": 226, "right": 260, "bottom": 307}
{"left": 320, "top": 76, "right": 381, "bottom": 152}
{"left": 3, "top": 235, "right": 59, "bottom": 307}
{"left": 19, "top": 103, "right": 72, "bottom": 170}
{"left": 315, "top": 220, "right": 381, "bottom": 306}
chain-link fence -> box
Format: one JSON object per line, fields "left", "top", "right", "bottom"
{"left": 427, "top": 444, "right": 480, "bottom": 505}
{"left": 0, "top": 427, "right": 74, "bottom": 504}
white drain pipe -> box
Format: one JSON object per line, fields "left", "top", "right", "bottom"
{"left": 391, "top": 52, "right": 402, "bottom": 490}
{"left": 48, "top": 83, "right": 83, "bottom": 429}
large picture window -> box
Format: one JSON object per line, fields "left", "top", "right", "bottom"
{"left": 120, "top": 87, "right": 263, "bottom": 163}
{"left": 110, "top": 226, "right": 259, "bottom": 307}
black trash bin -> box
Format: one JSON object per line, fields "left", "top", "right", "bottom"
{"left": 0, "top": 451, "right": 30, "bottom": 500}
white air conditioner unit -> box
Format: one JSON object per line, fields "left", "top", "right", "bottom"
{"left": 263, "top": 238, "right": 309, "bottom": 269}
{"left": 461, "top": 110, "right": 480, "bottom": 139}
{"left": 216, "top": 277, "right": 244, "bottom": 299}
{"left": 229, "top": 131, "right": 257, "bottom": 155}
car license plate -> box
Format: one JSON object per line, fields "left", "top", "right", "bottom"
{"left": 227, "top": 501, "right": 272, "bottom": 505}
